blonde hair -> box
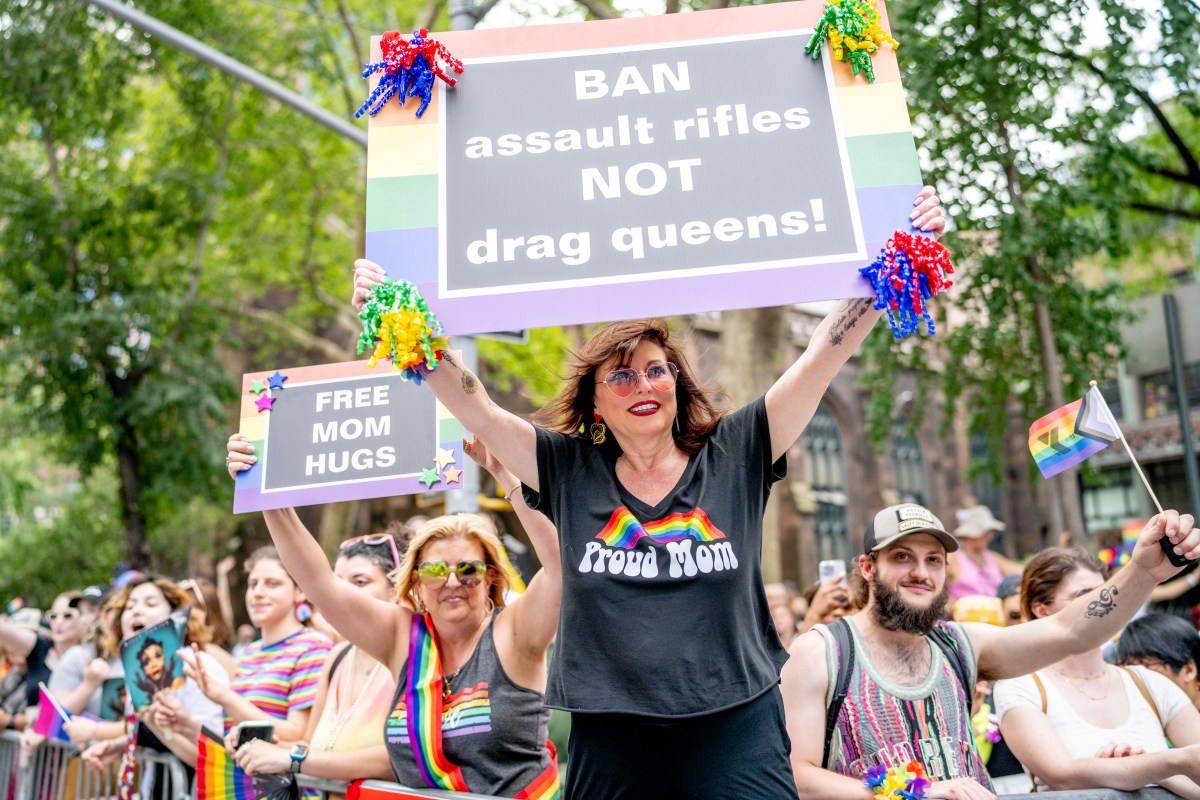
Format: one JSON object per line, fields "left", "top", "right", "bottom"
{"left": 101, "top": 576, "right": 212, "bottom": 658}
{"left": 394, "top": 514, "right": 510, "bottom": 612}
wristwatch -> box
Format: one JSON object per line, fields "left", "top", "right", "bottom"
{"left": 289, "top": 744, "right": 308, "bottom": 774}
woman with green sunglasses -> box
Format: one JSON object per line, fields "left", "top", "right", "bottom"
{"left": 226, "top": 435, "right": 563, "bottom": 798}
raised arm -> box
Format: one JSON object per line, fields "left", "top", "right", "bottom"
{"left": 973, "top": 511, "right": 1200, "bottom": 680}
{"left": 227, "top": 435, "right": 407, "bottom": 672}
{"left": 351, "top": 260, "right": 540, "bottom": 489}
{"left": 764, "top": 187, "right": 944, "bottom": 461}
{"left": 465, "top": 438, "right": 560, "bottom": 672}
{"left": 0, "top": 619, "right": 36, "bottom": 660}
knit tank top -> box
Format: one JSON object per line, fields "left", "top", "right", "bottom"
{"left": 384, "top": 613, "right": 553, "bottom": 796}
{"left": 820, "top": 617, "right": 992, "bottom": 788}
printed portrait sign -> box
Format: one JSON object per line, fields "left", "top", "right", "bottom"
{"left": 120, "top": 616, "right": 187, "bottom": 712}
{"left": 233, "top": 360, "right": 465, "bottom": 513}
{"left": 364, "top": 0, "right": 919, "bottom": 335}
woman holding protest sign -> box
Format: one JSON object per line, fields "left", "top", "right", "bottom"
{"left": 224, "top": 436, "right": 564, "bottom": 798}
{"left": 345, "top": 187, "right": 946, "bottom": 798}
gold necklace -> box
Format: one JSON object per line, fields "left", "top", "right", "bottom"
{"left": 1051, "top": 666, "right": 1110, "bottom": 702}
{"left": 319, "top": 647, "right": 382, "bottom": 750}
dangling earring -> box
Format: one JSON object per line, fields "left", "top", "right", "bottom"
{"left": 294, "top": 601, "right": 313, "bottom": 624}
{"left": 590, "top": 413, "right": 607, "bottom": 445}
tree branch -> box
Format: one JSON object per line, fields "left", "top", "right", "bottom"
{"left": 574, "top": 0, "right": 617, "bottom": 20}
{"left": 308, "top": 0, "right": 357, "bottom": 118}
{"left": 419, "top": 0, "right": 447, "bottom": 31}
{"left": 235, "top": 305, "right": 354, "bottom": 362}
{"left": 1042, "top": 46, "right": 1200, "bottom": 188}
{"left": 170, "top": 87, "right": 236, "bottom": 349}
{"left": 1127, "top": 202, "right": 1200, "bottom": 221}
{"left": 336, "top": 0, "right": 365, "bottom": 69}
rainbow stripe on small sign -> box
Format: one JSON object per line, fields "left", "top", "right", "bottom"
{"left": 233, "top": 359, "right": 461, "bottom": 513}
{"left": 364, "top": 0, "right": 921, "bottom": 335}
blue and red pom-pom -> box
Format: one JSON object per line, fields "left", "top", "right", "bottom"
{"left": 859, "top": 230, "right": 954, "bottom": 339}
{"left": 355, "top": 29, "right": 463, "bottom": 119}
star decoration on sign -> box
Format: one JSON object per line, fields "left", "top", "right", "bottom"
{"left": 267, "top": 370, "right": 288, "bottom": 390}
{"left": 441, "top": 465, "right": 462, "bottom": 484}
{"left": 433, "top": 447, "right": 456, "bottom": 470}
{"left": 249, "top": 379, "right": 268, "bottom": 395}
{"left": 419, "top": 467, "right": 441, "bottom": 489}
{"left": 255, "top": 394, "right": 276, "bottom": 413}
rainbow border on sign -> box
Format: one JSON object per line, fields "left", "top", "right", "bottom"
{"left": 364, "top": 0, "right": 919, "bottom": 335}
{"left": 233, "top": 360, "right": 462, "bottom": 513}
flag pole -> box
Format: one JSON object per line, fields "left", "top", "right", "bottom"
{"left": 1092, "top": 380, "right": 1164, "bottom": 514}
{"left": 37, "top": 682, "right": 72, "bottom": 723}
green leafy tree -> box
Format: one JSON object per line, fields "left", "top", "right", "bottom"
{"left": 855, "top": 0, "right": 1200, "bottom": 541}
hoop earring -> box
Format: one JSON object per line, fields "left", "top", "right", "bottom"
{"left": 485, "top": 598, "right": 496, "bottom": 616}
{"left": 590, "top": 413, "right": 607, "bottom": 445}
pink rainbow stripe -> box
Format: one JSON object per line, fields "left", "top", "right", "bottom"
{"left": 596, "top": 507, "right": 726, "bottom": 549}
{"left": 405, "top": 614, "right": 470, "bottom": 792}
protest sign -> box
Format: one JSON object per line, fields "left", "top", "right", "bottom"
{"left": 233, "top": 360, "right": 464, "bottom": 513}
{"left": 364, "top": 0, "right": 919, "bottom": 335}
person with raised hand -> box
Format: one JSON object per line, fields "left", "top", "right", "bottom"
{"left": 350, "top": 188, "right": 946, "bottom": 800}
{"left": 782, "top": 506, "right": 1200, "bottom": 800}
{"left": 225, "top": 434, "right": 562, "bottom": 797}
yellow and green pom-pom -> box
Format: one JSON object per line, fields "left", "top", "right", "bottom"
{"left": 357, "top": 279, "right": 448, "bottom": 380}
{"left": 805, "top": 0, "right": 898, "bottom": 83}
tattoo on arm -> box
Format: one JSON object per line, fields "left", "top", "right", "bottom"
{"left": 828, "top": 298, "right": 875, "bottom": 347}
{"left": 440, "top": 352, "right": 479, "bottom": 395}
{"left": 1085, "top": 585, "right": 1119, "bottom": 618}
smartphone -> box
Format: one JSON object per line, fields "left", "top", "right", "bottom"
{"left": 818, "top": 559, "right": 847, "bottom": 586}
{"left": 235, "top": 721, "right": 275, "bottom": 748}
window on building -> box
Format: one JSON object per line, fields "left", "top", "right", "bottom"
{"left": 1081, "top": 467, "right": 1144, "bottom": 533}
{"left": 1140, "top": 363, "right": 1200, "bottom": 421}
{"left": 968, "top": 432, "right": 1005, "bottom": 551}
{"left": 805, "top": 403, "right": 850, "bottom": 563}
{"left": 891, "top": 418, "right": 928, "bottom": 508}
{"left": 1095, "top": 377, "right": 1124, "bottom": 423}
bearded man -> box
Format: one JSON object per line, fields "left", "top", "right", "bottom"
{"left": 781, "top": 504, "right": 1200, "bottom": 800}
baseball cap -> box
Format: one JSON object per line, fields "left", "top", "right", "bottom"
{"left": 864, "top": 503, "right": 959, "bottom": 553}
{"left": 996, "top": 573, "right": 1022, "bottom": 600}
{"left": 955, "top": 505, "right": 1006, "bottom": 539}
{"left": 69, "top": 585, "right": 111, "bottom": 608}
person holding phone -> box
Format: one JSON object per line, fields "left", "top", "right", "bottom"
{"left": 232, "top": 532, "right": 404, "bottom": 789}
{"left": 177, "top": 547, "right": 332, "bottom": 749}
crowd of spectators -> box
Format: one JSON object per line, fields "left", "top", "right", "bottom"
{"left": 3, "top": 499, "right": 1200, "bottom": 799}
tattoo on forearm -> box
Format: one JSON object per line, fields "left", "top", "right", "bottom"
{"left": 828, "top": 298, "right": 875, "bottom": 346}
{"left": 1085, "top": 585, "right": 1119, "bottom": 618}
{"left": 440, "top": 352, "right": 479, "bottom": 395}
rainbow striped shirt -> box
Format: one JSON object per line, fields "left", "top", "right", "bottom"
{"left": 228, "top": 628, "right": 331, "bottom": 730}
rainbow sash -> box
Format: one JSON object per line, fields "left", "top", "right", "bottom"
{"left": 405, "top": 614, "right": 560, "bottom": 799}
{"left": 406, "top": 613, "right": 471, "bottom": 791}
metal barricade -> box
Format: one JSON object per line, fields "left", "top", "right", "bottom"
{"left": 14, "top": 738, "right": 188, "bottom": 800}
{"left": 0, "top": 732, "right": 20, "bottom": 800}
{"left": 296, "top": 775, "right": 505, "bottom": 800}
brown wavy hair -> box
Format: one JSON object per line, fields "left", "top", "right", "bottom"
{"left": 534, "top": 319, "right": 726, "bottom": 457}
{"left": 394, "top": 514, "right": 510, "bottom": 613}
{"left": 1021, "top": 547, "right": 1107, "bottom": 621}
{"left": 101, "top": 575, "right": 213, "bottom": 658}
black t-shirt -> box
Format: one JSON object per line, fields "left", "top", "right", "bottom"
{"left": 24, "top": 636, "right": 54, "bottom": 708}
{"left": 526, "top": 395, "right": 788, "bottom": 718}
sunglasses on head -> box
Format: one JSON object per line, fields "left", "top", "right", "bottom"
{"left": 597, "top": 362, "right": 678, "bottom": 398}
{"left": 176, "top": 579, "right": 208, "bottom": 616}
{"left": 339, "top": 533, "right": 401, "bottom": 568}
{"left": 416, "top": 560, "right": 488, "bottom": 588}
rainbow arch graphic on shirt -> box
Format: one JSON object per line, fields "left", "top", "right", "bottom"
{"left": 595, "top": 507, "right": 726, "bottom": 549}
